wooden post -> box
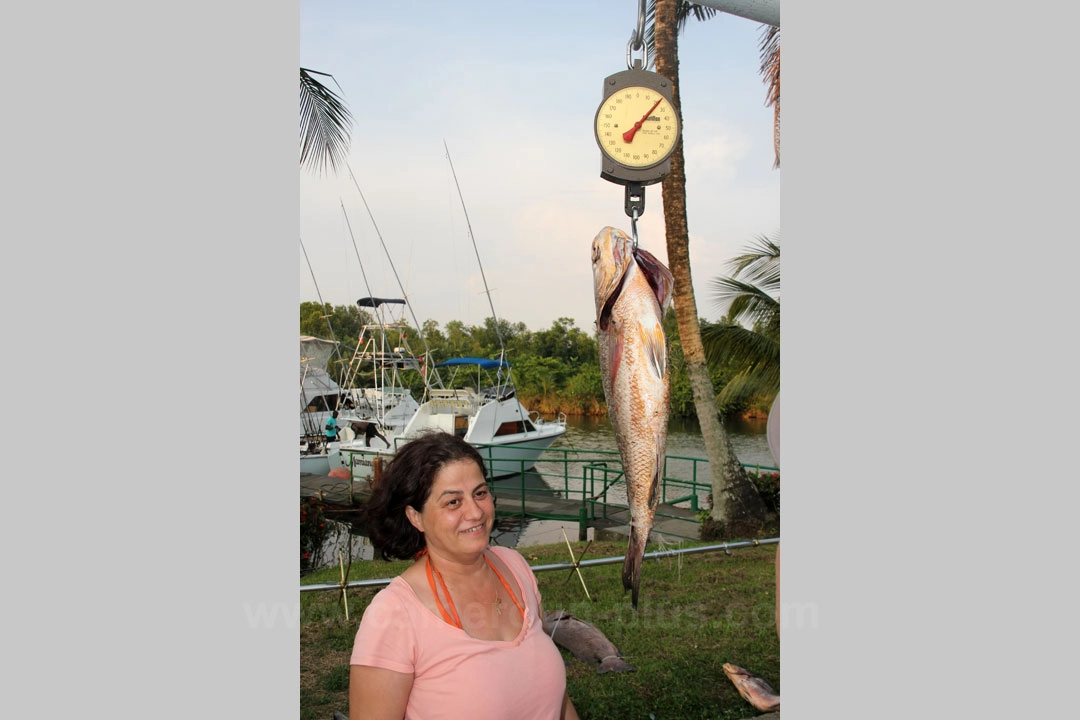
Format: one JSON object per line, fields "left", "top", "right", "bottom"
{"left": 371, "top": 455, "right": 384, "bottom": 491}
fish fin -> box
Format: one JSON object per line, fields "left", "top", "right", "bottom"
{"left": 633, "top": 247, "right": 675, "bottom": 311}
{"left": 639, "top": 322, "right": 667, "bottom": 381}
{"left": 622, "top": 523, "right": 650, "bottom": 609}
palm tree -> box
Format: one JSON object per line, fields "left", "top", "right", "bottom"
{"left": 702, "top": 233, "right": 780, "bottom": 409}
{"left": 300, "top": 67, "right": 353, "bottom": 175}
{"left": 758, "top": 24, "right": 780, "bottom": 167}
{"left": 651, "top": 0, "right": 769, "bottom": 528}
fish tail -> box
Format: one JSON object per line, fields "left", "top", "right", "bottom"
{"left": 622, "top": 522, "right": 651, "bottom": 609}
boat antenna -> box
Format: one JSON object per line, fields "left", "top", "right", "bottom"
{"left": 443, "top": 140, "right": 509, "bottom": 381}
{"left": 345, "top": 163, "right": 444, "bottom": 389}
{"left": 336, "top": 199, "right": 395, "bottom": 393}
{"left": 300, "top": 235, "right": 349, "bottom": 382}
{"left": 339, "top": 199, "right": 379, "bottom": 306}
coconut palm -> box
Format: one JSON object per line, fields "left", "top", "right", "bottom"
{"left": 702, "top": 233, "right": 780, "bottom": 408}
{"left": 644, "top": 3, "right": 779, "bottom": 165}
{"left": 300, "top": 67, "right": 354, "bottom": 175}
{"left": 650, "top": 0, "right": 769, "bottom": 527}
{"left": 758, "top": 24, "right": 780, "bottom": 167}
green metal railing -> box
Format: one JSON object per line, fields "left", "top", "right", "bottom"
{"left": 472, "top": 441, "right": 778, "bottom": 539}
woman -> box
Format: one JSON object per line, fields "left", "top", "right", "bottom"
{"left": 349, "top": 431, "right": 579, "bottom": 720}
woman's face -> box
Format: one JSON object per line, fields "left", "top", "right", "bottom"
{"left": 405, "top": 458, "right": 494, "bottom": 557}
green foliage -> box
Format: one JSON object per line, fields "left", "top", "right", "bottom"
{"left": 299, "top": 68, "right": 353, "bottom": 175}
{"left": 746, "top": 470, "right": 780, "bottom": 514}
{"left": 299, "top": 302, "right": 774, "bottom": 421}
{"left": 321, "top": 664, "right": 350, "bottom": 693}
{"left": 562, "top": 363, "right": 605, "bottom": 414}
{"left": 702, "top": 234, "right": 781, "bottom": 413}
{"left": 300, "top": 498, "right": 331, "bottom": 573}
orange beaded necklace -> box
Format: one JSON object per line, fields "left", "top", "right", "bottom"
{"left": 420, "top": 550, "right": 524, "bottom": 629}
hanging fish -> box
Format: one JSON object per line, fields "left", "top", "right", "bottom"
{"left": 591, "top": 226, "right": 674, "bottom": 609}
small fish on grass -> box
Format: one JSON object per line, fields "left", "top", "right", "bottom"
{"left": 543, "top": 610, "right": 635, "bottom": 674}
{"left": 722, "top": 662, "right": 780, "bottom": 713}
{"left": 591, "top": 226, "right": 675, "bottom": 609}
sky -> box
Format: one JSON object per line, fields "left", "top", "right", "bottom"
{"left": 300, "top": 0, "right": 780, "bottom": 333}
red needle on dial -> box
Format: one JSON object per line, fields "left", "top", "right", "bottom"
{"left": 622, "top": 98, "right": 664, "bottom": 143}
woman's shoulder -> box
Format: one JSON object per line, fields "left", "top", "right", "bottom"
{"left": 488, "top": 545, "right": 525, "bottom": 563}
{"left": 488, "top": 545, "right": 531, "bottom": 575}
{"left": 359, "top": 576, "right": 422, "bottom": 626}
{"left": 366, "top": 576, "right": 414, "bottom": 609}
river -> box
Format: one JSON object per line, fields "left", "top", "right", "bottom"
{"left": 310, "top": 413, "right": 776, "bottom": 569}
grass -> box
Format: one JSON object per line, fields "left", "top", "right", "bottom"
{"left": 300, "top": 537, "right": 779, "bottom": 720}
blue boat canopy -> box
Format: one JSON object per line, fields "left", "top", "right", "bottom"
{"left": 356, "top": 297, "right": 406, "bottom": 308}
{"left": 436, "top": 357, "right": 510, "bottom": 370}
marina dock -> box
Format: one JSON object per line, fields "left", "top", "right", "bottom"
{"left": 301, "top": 471, "right": 704, "bottom": 541}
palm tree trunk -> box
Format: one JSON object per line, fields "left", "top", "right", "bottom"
{"left": 654, "top": 0, "right": 768, "bottom": 528}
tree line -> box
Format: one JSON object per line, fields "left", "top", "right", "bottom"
{"left": 300, "top": 302, "right": 772, "bottom": 419}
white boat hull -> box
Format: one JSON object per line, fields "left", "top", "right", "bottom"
{"left": 300, "top": 442, "right": 339, "bottom": 476}
{"left": 472, "top": 430, "right": 567, "bottom": 478}
{"left": 336, "top": 396, "right": 567, "bottom": 479}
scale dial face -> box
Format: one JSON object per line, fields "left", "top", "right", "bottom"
{"left": 594, "top": 85, "right": 679, "bottom": 170}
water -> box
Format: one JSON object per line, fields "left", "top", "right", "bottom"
{"left": 311, "top": 413, "right": 776, "bottom": 569}
{"left": 553, "top": 414, "right": 775, "bottom": 469}
{"left": 491, "top": 413, "right": 775, "bottom": 548}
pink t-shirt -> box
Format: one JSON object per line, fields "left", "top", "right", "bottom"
{"left": 350, "top": 546, "right": 567, "bottom": 720}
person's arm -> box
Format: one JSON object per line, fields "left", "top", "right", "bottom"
{"left": 349, "top": 665, "right": 413, "bottom": 720}
{"left": 560, "top": 690, "right": 580, "bottom": 720}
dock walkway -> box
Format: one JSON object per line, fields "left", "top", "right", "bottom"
{"left": 300, "top": 472, "right": 703, "bottom": 541}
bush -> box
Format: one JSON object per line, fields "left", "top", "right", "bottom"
{"left": 746, "top": 470, "right": 780, "bottom": 514}
{"left": 301, "top": 498, "right": 331, "bottom": 573}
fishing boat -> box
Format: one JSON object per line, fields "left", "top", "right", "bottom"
{"left": 389, "top": 356, "right": 566, "bottom": 478}
{"left": 333, "top": 146, "right": 568, "bottom": 479}
{"left": 422, "top": 357, "right": 567, "bottom": 476}
{"left": 300, "top": 335, "right": 344, "bottom": 475}
{"left": 335, "top": 342, "right": 567, "bottom": 479}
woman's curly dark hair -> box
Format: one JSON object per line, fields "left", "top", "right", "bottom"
{"left": 360, "top": 431, "right": 489, "bottom": 560}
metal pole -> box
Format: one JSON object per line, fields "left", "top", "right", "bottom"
{"left": 299, "top": 538, "right": 778, "bottom": 593}
{"left": 691, "top": 0, "right": 779, "bottom": 28}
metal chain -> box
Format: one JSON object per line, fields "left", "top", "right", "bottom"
{"left": 626, "top": 0, "right": 648, "bottom": 69}
{"left": 624, "top": 182, "right": 645, "bottom": 248}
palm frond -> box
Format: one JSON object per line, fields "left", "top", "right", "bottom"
{"left": 758, "top": 24, "right": 780, "bottom": 168}
{"left": 711, "top": 276, "right": 779, "bottom": 331}
{"left": 711, "top": 233, "right": 780, "bottom": 327}
{"left": 643, "top": 1, "right": 718, "bottom": 69}
{"left": 717, "top": 368, "right": 779, "bottom": 408}
{"left": 701, "top": 322, "right": 778, "bottom": 371}
{"left": 725, "top": 233, "right": 779, "bottom": 279}
{"left": 300, "top": 68, "right": 354, "bottom": 175}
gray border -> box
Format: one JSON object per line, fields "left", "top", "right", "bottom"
{"left": 6, "top": 1, "right": 299, "bottom": 717}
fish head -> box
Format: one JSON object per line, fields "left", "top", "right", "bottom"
{"left": 591, "top": 226, "right": 634, "bottom": 330}
{"left": 542, "top": 609, "right": 570, "bottom": 634}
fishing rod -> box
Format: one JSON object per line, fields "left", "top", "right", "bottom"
{"left": 443, "top": 140, "right": 511, "bottom": 389}
{"left": 336, "top": 200, "right": 394, "bottom": 400}
{"left": 345, "top": 162, "right": 445, "bottom": 390}
{"left": 300, "top": 235, "right": 350, "bottom": 406}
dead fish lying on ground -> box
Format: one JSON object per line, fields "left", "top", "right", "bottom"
{"left": 591, "top": 226, "right": 675, "bottom": 609}
{"left": 722, "top": 662, "right": 780, "bottom": 712}
{"left": 543, "top": 610, "right": 635, "bottom": 674}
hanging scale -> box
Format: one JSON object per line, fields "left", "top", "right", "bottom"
{"left": 593, "top": 0, "right": 681, "bottom": 246}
